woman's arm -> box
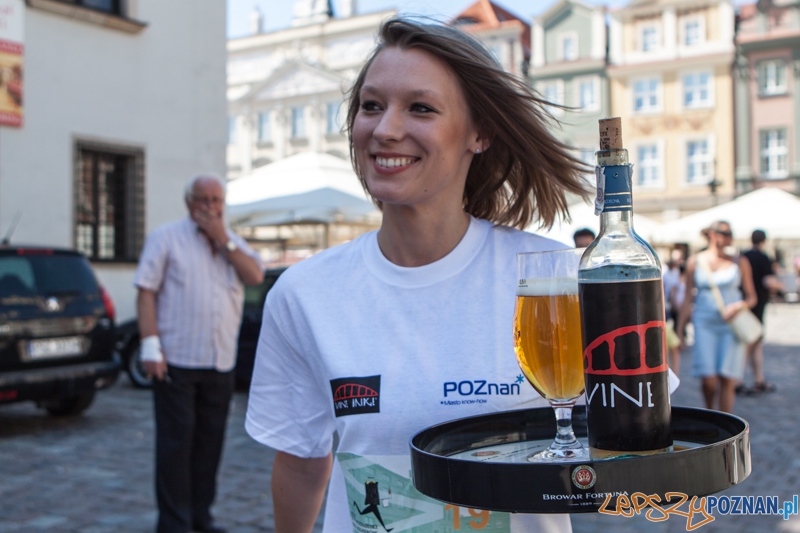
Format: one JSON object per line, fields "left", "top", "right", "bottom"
{"left": 272, "top": 451, "right": 333, "bottom": 533}
{"left": 676, "top": 257, "right": 696, "bottom": 345}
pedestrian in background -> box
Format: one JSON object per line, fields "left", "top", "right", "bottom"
{"left": 134, "top": 175, "right": 264, "bottom": 533}
{"left": 677, "top": 221, "right": 757, "bottom": 413}
{"left": 572, "top": 227, "right": 595, "bottom": 248}
{"left": 245, "top": 18, "right": 589, "bottom": 533}
{"left": 663, "top": 250, "right": 685, "bottom": 375}
{"left": 740, "top": 229, "right": 782, "bottom": 395}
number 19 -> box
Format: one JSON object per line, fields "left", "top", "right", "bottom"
{"left": 444, "top": 504, "right": 490, "bottom": 529}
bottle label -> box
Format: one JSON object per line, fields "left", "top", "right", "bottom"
{"left": 594, "top": 164, "right": 634, "bottom": 215}
{"left": 578, "top": 279, "right": 673, "bottom": 452}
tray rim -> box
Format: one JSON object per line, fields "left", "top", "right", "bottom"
{"left": 409, "top": 405, "right": 751, "bottom": 514}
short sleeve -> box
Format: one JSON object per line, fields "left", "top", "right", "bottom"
{"left": 245, "top": 289, "right": 336, "bottom": 458}
{"left": 133, "top": 228, "right": 168, "bottom": 292}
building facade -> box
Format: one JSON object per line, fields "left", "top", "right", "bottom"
{"left": 608, "top": 0, "right": 736, "bottom": 221}
{"left": 530, "top": 0, "right": 609, "bottom": 171}
{"left": 734, "top": 0, "right": 800, "bottom": 195}
{"left": 227, "top": 0, "right": 534, "bottom": 182}
{"left": 226, "top": 3, "right": 395, "bottom": 180}
{"left": 0, "top": 0, "right": 228, "bottom": 321}
{"left": 451, "top": 0, "right": 531, "bottom": 78}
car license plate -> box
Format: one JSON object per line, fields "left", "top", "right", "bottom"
{"left": 28, "top": 337, "right": 83, "bottom": 359}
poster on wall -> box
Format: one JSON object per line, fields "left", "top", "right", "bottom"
{"left": 0, "top": 0, "right": 23, "bottom": 127}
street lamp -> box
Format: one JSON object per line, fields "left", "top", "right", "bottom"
{"left": 707, "top": 157, "right": 721, "bottom": 205}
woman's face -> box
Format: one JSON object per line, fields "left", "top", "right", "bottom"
{"left": 710, "top": 224, "right": 733, "bottom": 248}
{"left": 352, "top": 47, "right": 481, "bottom": 211}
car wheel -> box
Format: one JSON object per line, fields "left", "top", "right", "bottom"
{"left": 126, "top": 340, "right": 153, "bottom": 389}
{"left": 43, "top": 391, "right": 95, "bottom": 416}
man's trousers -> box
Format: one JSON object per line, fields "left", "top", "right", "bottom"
{"left": 153, "top": 366, "right": 234, "bottom": 533}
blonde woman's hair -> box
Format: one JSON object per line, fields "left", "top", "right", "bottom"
{"left": 345, "top": 17, "right": 590, "bottom": 229}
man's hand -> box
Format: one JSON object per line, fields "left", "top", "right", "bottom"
{"left": 193, "top": 208, "right": 229, "bottom": 247}
{"left": 143, "top": 360, "right": 168, "bottom": 381}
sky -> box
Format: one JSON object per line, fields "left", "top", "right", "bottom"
{"left": 226, "top": 0, "right": 629, "bottom": 39}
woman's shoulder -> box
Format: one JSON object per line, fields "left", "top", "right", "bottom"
{"left": 271, "top": 233, "right": 373, "bottom": 293}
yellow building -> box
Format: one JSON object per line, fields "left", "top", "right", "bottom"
{"left": 608, "top": 0, "right": 736, "bottom": 222}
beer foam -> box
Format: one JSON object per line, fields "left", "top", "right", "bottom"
{"left": 517, "top": 278, "right": 578, "bottom": 296}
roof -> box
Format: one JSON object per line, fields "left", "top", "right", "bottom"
{"left": 536, "top": 0, "right": 602, "bottom": 24}
{"left": 738, "top": 3, "right": 758, "bottom": 20}
{"left": 451, "top": 0, "right": 531, "bottom": 58}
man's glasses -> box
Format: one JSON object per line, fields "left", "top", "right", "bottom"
{"left": 191, "top": 196, "right": 224, "bottom": 206}
{"left": 715, "top": 230, "right": 732, "bottom": 238}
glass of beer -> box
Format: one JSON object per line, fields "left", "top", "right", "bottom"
{"left": 514, "top": 248, "right": 586, "bottom": 462}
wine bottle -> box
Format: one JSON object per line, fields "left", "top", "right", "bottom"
{"left": 578, "top": 117, "right": 673, "bottom": 458}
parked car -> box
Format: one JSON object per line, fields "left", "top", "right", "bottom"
{"left": 116, "top": 267, "right": 286, "bottom": 390}
{"left": 0, "top": 246, "right": 119, "bottom": 415}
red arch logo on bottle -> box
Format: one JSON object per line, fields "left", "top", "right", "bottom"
{"left": 584, "top": 320, "right": 668, "bottom": 376}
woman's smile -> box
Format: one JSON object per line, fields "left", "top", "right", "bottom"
{"left": 372, "top": 153, "right": 420, "bottom": 174}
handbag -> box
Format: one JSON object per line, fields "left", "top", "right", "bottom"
{"left": 697, "top": 255, "right": 762, "bottom": 345}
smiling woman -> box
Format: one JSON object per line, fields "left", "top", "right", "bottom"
{"left": 245, "top": 17, "right": 590, "bottom": 533}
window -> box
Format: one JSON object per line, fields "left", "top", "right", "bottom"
{"left": 489, "top": 43, "right": 503, "bottom": 63}
{"left": 684, "top": 19, "right": 701, "bottom": 46}
{"left": 760, "top": 129, "right": 788, "bottom": 179}
{"left": 577, "top": 77, "right": 599, "bottom": 112}
{"left": 540, "top": 81, "right": 563, "bottom": 115}
{"left": 55, "top": 0, "right": 123, "bottom": 15}
{"left": 560, "top": 33, "right": 578, "bottom": 61}
{"left": 327, "top": 103, "right": 341, "bottom": 134}
{"left": 633, "top": 78, "right": 661, "bottom": 113}
{"left": 579, "top": 148, "right": 596, "bottom": 181}
{"left": 758, "top": 60, "right": 787, "bottom": 96}
{"left": 686, "top": 140, "right": 712, "bottom": 185}
{"left": 683, "top": 72, "right": 712, "bottom": 108}
{"left": 580, "top": 149, "right": 595, "bottom": 167}
{"left": 227, "top": 117, "right": 237, "bottom": 144}
{"left": 291, "top": 107, "right": 305, "bottom": 138}
{"left": 637, "top": 144, "right": 661, "bottom": 187}
{"left": 642, "top": 26, "right": 658, "bottom": 52}
{"left": 74, "top": 143, "right": 145, "bottom": 262}
{"left": 258, "top": 112, "right": 271, "bottom": 142}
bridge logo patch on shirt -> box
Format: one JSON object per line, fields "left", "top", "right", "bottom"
{"left": 330, "top": 375, "right": 381, "bottom": 417}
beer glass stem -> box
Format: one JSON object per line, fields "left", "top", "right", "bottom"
{"left": 550, "top": 400, "right": 580, "bottom": 450}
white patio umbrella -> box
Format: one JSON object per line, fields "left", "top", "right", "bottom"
{"left": 657, "top": 188, "right": 800, "bottom": 244}
{"left": 227, "top": 187, "right": 379, "bottom": 227}
{"left": 527, "top": 200, "right": 665, "bottom": 246}
{"left": 226, "top": 151, "right": 369, "bottom": 205}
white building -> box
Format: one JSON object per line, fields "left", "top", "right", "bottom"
{"left": 226, "top": 2, "right": 396, "bottom": 179}
{"left": 0, "top": 0, "right": 228, "bottom": 322}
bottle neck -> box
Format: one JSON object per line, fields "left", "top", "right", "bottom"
{"left": 599, "top": 209, "right": 634, "bottom": 235}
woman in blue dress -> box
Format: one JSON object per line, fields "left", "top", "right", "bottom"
{"left": 677, "top": 220, "right": 757, "bottom": 413}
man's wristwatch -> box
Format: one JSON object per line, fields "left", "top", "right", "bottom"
{"left": 225, "top": 239, "right": 238, "bottom": 253}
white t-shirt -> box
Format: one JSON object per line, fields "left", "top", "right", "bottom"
{"left": 246, "top": 216, "right": 572, "bottom": 533}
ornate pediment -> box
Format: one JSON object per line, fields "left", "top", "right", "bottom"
{"left": 242, "top": 62, "right": 345, "bottom": 103}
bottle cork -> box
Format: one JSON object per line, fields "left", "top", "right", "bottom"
{"left": 599, "top": 117, "right": 622, "bottom": 150}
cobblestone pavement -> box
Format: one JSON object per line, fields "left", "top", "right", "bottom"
{"left": 0, "top": 304, "right": 798, "bottom": 533}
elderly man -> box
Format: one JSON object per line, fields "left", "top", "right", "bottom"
{"left": 134, "top": 175, "right": 263, "bottom": 533}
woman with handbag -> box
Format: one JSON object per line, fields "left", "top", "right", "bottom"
{"left": 677, "top": 220, "right": 758, "bottom": 413}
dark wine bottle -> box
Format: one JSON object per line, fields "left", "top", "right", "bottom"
{"left": 578, "top": 117, "right": 673, "bottom": 458}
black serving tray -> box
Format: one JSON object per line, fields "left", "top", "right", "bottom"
{"left": 410, "top": 406, "right": 750, "bottom": 513}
